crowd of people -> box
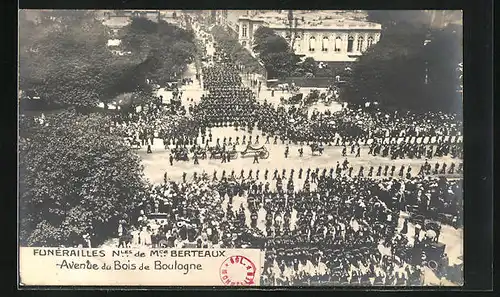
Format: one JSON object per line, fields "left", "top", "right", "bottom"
{"left": 117, "top": 169, "right": 461, "bottom": 285}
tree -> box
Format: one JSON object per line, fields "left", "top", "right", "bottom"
{"left": 260, "top": 52, "right": 298, "bottom": 79}
{"left": 341, "top": 22, "right": 462, "bottom": 114}
{"left": 120, "top": 19, "right": 197, "bottom": 85}
{"left": 366, "top": 10, "right": 432, "bottom": 28}
{"left": 253, "top": 35, "right": 290, "bottom": 57}
{"left": 19, "top": 11, "right": 148, "bottom": 109}
{"left": 341, "top": 23, "right": 428, "bottom": 110}
{"left": 296, "top": 57, "right": 318, "bottom": 77}
{"left": 211, "top": 25, "right": 265, "bottom": 76}
{"left": 19, "top": 110, "right": 149, "bottom": 247}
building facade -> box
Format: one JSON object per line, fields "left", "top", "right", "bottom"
{"left": 236, "top": 12, "right": 382, "bottom": 62}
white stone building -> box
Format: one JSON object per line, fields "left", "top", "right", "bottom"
{"left": 234, "top": 11, "right": 382, "bottom": 62}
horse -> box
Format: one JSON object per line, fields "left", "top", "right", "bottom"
{"left": 310, "top": 143, "right": 324, "bottom": 156}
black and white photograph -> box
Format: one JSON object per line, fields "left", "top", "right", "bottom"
{"left": 18, "top": 9, "right": 464, "bottom": 286}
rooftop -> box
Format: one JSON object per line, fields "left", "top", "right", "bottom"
{"left": 240, "top": 10, "right": 381, "bottom": 30}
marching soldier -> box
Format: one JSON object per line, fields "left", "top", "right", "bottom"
{"left": 390, "top": 165, "right": 396, "bottom": 176}
{"left": 273, "top": 169, "right": 279, "bottom": 180}
{"left": 282, "top": 169, "right": 287, "bottom": 179}
{"left": 434, "top": 163, "right": 440, "bottom": 175}
{"left": 406, "top": 166, "right": 412, "bottom": 179}
{"left": 348, "top": 167, "right": 354, "bottom": 177}
{"left": 264, "top": 169, "right": 269, "bottom": 180}
{"left": 193, "top": 154, "right": 199, "bottom": 165}
{"left": 398, "top": 165, "right": 405, "bottom": 177}
{"left": 355, "top": 146, "right": 361, "bottom": 158}
{"left": 240, "top": 169, "right": 245, "bottom": 179}
{"left": 248, "top": 169, "right": 253, "bottom": 179}
{"left": 298, "top": 147, "right": 304, "bottom": 157}
{"left": 231, "top": 169, "right": 235, "bottom": 178}
{"left": 383, "top": 165, "right": 389, "bottom": 176}
{"left": 342, "top": 158, "right": 349, "bottom": 170}
{"left": 266, "top": 135, "right": 271, "bottom": 144}
{"left": 274, "top": 136, "right": 278, "bottom": 145}
{"left": 298, "top": 168, "right": 303, "bottom": 179}
{"left": 342, "top": 146, "right": 347, "bottom": 157}
{"left": 255, "top": 135, "right": 259, "bottom": 144}
{"left": 368, "top": 166, "right": 374, "bottom": 177}
{"left": 169, "top": 154, "right": 174, "bottom": 166}
{"left": 213, "top": 170, "right": 217, "bottom": 181}
{"left": 440, "top": 163, "right": 447, "bottom": 174}
{"left": 236, "top": 136, "right": 240, "bottom": 145}
{"left": 358, "top": 166, "right": 364, "bottom": 177}
{"left": 256, "top": 169, "right": 260, "bottom": 180}
{"left": 448, "top": 162, "right": 456, "bottom": 174}
{"left": 182, "top": 172, "right": 187, "bottom": 183}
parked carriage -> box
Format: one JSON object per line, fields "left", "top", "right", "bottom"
{"left": 280, "top": 93, "right": 303, "bottom": 105}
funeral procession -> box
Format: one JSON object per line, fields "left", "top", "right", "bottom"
{"left": 19, "top": 10, "right": 464, "bottom": 286}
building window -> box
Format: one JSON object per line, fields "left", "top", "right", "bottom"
{"left": 242, "top": 25, "right": 247, "bottom": 38}
{"left": 322, "top": 37, "right": 329, "bottom": 52}
{"left": 309, "top": 36, "right": 316, "bottom": 51}
{"left": 335, "top": 37, "right": 342, "bottom": 52}
{"left": 347, "top": 36, "right": 354, "bottom": 52}
{"left": 367, "top": 36, "right": 374, "bottom": 48}
{"left": 357, "top": 36, "right": 364, "bottom": 51}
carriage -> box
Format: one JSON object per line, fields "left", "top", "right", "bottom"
{"left": 303, "top": 90, "right": 321, "bottom": 105}
{"left": 277, "top": 83, "right": 300, "bottom": 93}
{"left": 280, "top": 93, "right": 303, "bottom": 105}
{"left": 172, "top": 147, "right": 189, "bottom": 161}
{"left": 207, "top": 147, "right": 238, "bottom": 160}
{"left": 240, "top": 144, "right": 270, "bottom": 159}
{"left": 310, "top": 143, "right": 324, "bottom": 156}
{"left": 192, "top": 147, "right": 208, "bottom": 159}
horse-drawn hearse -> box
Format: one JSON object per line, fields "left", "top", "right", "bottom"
{"left": 240, "top": 144, "right": 270, "bottom": 159}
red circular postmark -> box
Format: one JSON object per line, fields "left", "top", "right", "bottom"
{"left": 219, "top": 255, "right": 257, "bottom": 286}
